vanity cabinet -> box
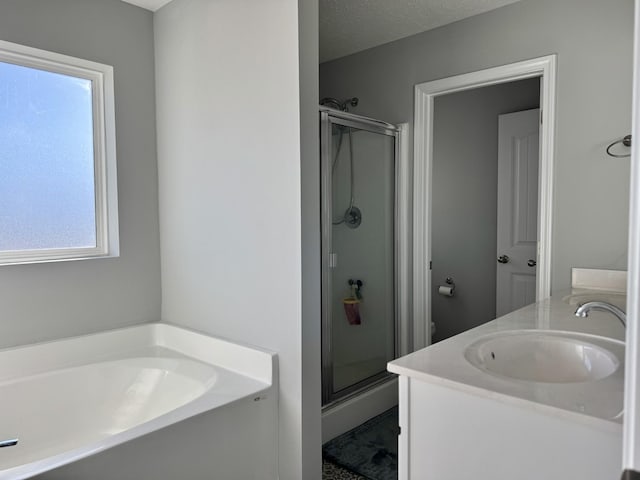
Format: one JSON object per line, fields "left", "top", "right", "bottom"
{"left": 388, "top": 290, "right": 626, "bottom": 480}
{"left": 396, "top": 376, "right": 620, "bottom": 480}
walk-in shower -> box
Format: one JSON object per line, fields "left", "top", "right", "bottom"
{"left": 320, "top": 105, "right": 401, "bottom": 407}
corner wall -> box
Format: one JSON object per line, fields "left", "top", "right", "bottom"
{"left": 299, "top": 0, "right": 323, "bottom": 477}
{"left": 0, "top": 0, "right": 160, "bottom": 348}
{"left": 154, "top": 0, "right": 304, "bottom": 477}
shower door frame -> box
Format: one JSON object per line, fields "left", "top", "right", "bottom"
{"left": 320, "top": 108, "right": 404, "bottom": 407}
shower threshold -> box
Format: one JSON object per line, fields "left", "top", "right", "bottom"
{"left": 322, "top": 371, "right": 396, "bottom": 411}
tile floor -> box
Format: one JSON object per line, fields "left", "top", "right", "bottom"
{"left": 322, "top": 459, "right": 367, "bottom": 479}
{"left": 322, "top": 407, "right": 398, "bottom": 480}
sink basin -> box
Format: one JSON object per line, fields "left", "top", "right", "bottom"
{"left": 464, "top": 331, "right": 622, "bottom": 383}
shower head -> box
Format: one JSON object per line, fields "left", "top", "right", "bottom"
{"left": 320, "top": 97, "right": 342, "bottom": 110}
{"left": 320, "top": 97, "right": 359, "bottom": 112}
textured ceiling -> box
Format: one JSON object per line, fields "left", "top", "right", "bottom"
{"left": 320, "top": 0, "right": 522, "bottom": 63}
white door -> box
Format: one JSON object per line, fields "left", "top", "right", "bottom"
{"left": 496, "top": 109, "right": 540, "bottom": 317}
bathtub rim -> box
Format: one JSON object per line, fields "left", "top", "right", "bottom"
{"left": 0, "top": 322, "right": 276, "bottom": 384}
{"left": 0, "top": 322, "right": 277, "bottom": 480}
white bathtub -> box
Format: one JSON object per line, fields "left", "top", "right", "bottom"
{"left": 0, "top": 323, "right": 277, "bottom": 480}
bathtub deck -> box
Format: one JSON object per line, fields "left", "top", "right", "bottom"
{"left": 0, "top": 323, "right": 276, "bottom": 480}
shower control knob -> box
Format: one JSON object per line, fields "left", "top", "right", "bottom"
{"left": 497, "top": 255, "right": 510, "bottom": 264}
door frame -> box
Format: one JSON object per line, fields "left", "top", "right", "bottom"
{"left": 623, "top": 0, "right": 640, "bottom": 475}
{"left": 413, "top": 55, "right": 557, "bottom": 350}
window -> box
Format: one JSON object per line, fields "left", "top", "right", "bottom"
{"left": 0, "top": 40, "right": 119, "bottom": 265}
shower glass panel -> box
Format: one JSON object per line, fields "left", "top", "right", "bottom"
{"left": 321, "top": 109, "right": 399, "bottom": 406}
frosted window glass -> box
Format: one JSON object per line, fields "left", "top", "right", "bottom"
{"left": 0, "top": 61, "right": 97, "bottom": 251}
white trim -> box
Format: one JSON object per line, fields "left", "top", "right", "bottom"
{"left": 0, "top": 40, "right": 119, "bottom": 266}
{"left": 397, "top": 123, "right": 411, "bottom": 356}
{"left": 412, "top": 88, "right": 432, "bottom": 351}
{"left": 623, "top": 0, "right": 640, "bottom": 472}
{"left": 413, "top": 55, "right": 556, "bottom": 349}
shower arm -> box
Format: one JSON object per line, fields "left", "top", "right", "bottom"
{"left": 320, "top": 97, "right": 359, "bottom": 112}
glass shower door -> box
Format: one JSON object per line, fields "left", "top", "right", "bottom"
{"left": 321, "top": 110, "right": 399, "bottom": 406}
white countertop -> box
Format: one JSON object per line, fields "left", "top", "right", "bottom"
{"left": 388, "top": 290, "right": 626, "bottom": 432}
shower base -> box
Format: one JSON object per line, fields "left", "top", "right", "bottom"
{"left": 322, "top": 376, "right": 397, "bottom": 443}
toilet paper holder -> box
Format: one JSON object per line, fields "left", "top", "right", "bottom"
{"left": 438, "top": 277, "right": 456, "bottom": 297}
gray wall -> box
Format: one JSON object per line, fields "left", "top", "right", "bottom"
{"left": 432, "top": 78, "right": 540, "bottom": 342}
{"left": 0, "top": 0, "right": 160, "bottom": 348}
{"left": 320, "top": 0, "right": 634, "bottom": 294}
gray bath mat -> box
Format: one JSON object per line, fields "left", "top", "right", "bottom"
{"left": 322, "top": 407, "right": 398, "bottom": 480}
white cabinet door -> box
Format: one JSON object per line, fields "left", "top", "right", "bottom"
{"left": 496, "top": 108, "right": 540, "bottom": 317}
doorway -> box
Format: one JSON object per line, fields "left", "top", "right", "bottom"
{"left": 413, "top": 55, "right": 557, "bottom": 347}
{"left": 430, "top": 79, "right": 540, "bottom": 342}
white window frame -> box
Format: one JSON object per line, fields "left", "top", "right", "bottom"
{"left": 0, "top": 40, "right": 119, "bottom": 265}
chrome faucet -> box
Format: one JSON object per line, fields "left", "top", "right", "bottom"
{"left": 574, "top": 301, "right": 626, "bottom": 327}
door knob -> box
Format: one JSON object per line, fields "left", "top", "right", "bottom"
{"left": 527, "top": 259, "right": 537, "bottom": 267}
{"left": 497, "top": 255, "right": 510, "bottom": 264}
